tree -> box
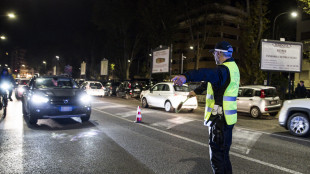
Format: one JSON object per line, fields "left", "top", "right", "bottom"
{"left": 92, "top": 0, "right": 143, "bottom": 80}
{"left": 181, "top": 0, "right": 220, "bottom": 70}
{"left": 298, "top": 0, "right": 310, "bottom": 14}
{"left": 238, "top": 0, "right": 269, "bottom": 85}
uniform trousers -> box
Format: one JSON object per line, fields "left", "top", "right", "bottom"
{"left": 208, "top": 114, "right": 234, "bottom": 174}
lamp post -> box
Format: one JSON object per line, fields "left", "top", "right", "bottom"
{"left": 43, "top": 61, "right": 47, "bottom": 74}
{"left": 271, "top": 11, "right": 298, "bottom": 99}
{"left": 181, "top": 53, "right": 186, "bottom": 74}
{"left": 272, "top": 11, "right": 298, "bottom": 40}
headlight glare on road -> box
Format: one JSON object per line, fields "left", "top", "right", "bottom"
{"left": 18, "top": 87, "right": 25, "bottom": 93}
{"left": 32, "top": 94, "right": 49, "bottom": 104}
{"left": 80, "top": 94, "right": 91, "bottom": 103}
{"left": 1, "top": 83, "right": 10, "bottom": 90}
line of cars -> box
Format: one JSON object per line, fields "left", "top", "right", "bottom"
{"left": 13, "top": 77, "right": 310, "bottom": 137}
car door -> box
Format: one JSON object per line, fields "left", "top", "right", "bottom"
{"left": 237, "top": 88, "right": 254, "bottom": 112}
{"left": 158, "top": 84, "right": 171, "bottom": 107}
{"left": 147, "top": 84, "right": 163, "bottom": 107}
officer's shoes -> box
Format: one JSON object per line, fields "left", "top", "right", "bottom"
{"left": 9, "top": 97, "right": 13, "bottom": 101}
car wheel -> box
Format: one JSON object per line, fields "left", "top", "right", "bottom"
{"left": 269, "top": 112, "right": 278, "bottom": 116}
{"left": 81, "top": 114, "right": 90, "bottom": 122}
{"left": 29, "top": 113, "right": 38, "bottom": 125}
{"left": 142, "top": 98, "right": 148, "bottom": 108}
{"left": 188, "top": 109, "right": 194, "bottom": 113}
{"left": 287, "top": 113, "right": 310, "bottom": 137}
{"left": 116, "top": 92, "right": 120, "bottom": 97}
{"left": 165, "top": 101, "right": 174, "bottom": 112}
{"left": 250, "top": 106, "right": 261, "bottom": 118}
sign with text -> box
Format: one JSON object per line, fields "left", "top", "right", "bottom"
{"left": 81, "top": 61, "right": 86, "bottom": 75}
{"left": 100, "top": 59, "right": 108, "bottom": 75}
{"left": 261, "top": 40, "right": 303, "bottom": 72}
{"left": 152, "top": 47, "right": 170, "bottom": 73}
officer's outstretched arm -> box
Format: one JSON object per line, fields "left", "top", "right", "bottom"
{"left": 171, "top": 75, "right": 187, "bottom": 86}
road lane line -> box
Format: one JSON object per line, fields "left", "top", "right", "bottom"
{"left": 93, "top": 108, "right": 303, "bottom": 174}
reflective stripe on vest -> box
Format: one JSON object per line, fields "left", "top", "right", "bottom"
{"left": 204, "top": 61, "right": 240, "bottom": 125}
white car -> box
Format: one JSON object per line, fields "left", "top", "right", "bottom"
{"left": 80, "top": 81, "right": 106, "bottom": 97}
{"left": 237, "top": 85, "right": 281, "bottom": 118}
{"left": 279, "top": 98, "right": 310, "bottom": 137}
{"left": 140, "top": 82, "right": 198, "bottom": 112}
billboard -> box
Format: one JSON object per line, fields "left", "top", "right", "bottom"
{"left": 152, "top": 47, "right": 170, "bottom": 73}
{"left": 100, "top": 59, "right": 108, "bottom": 75}
{"left": 261, "top": 40, "right": 303, "bottom": 72}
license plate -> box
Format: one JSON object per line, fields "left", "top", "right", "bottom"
{"left": 270, "top": 101, "right": 277, "bottom": 105}
{"left": 60, "top": 106, "right": 72, "bottom": 112}
{"left": 134, "top": 89, "right": 140, "bottom": 91}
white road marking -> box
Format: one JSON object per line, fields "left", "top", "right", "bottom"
{"left": 115, "top": 110, "right": 154, "bottom": 118}
{"left": 232, "top": 127, "right": 262, "bottom": 154}
{"left": 151, "top": 117, "right": 194, "bottom": 129}
{"left": 94, "top": 105, "right": 127, "bottom": 110}
{"left": 93, "top": 108, "right": 303, "bottom": 174}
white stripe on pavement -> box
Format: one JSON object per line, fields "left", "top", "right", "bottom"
{"left": 151, "top": 117, "right": 194, "bottom": 129}
{"left": 93, "top": 108, "right": 303, "bottom": 174}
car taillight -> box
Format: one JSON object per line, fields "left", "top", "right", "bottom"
{"left": 110, "top": 87, "right": 112, "bottom": 89}
{"left": 174, "top": 93, "right": 178, "bottom": 96}
{"left": 128, "top": 83, "right": 131, "bottom": 89}
{"left": 265, "top": 108, "right": 268, "bottom": 111}
{"left": 260, "top": 90, "right": 265, "bottom": 98}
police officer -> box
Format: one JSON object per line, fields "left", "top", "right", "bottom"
{"left": 0, "top": 68, "right": 15, "bottom": 101}
{"left": 172, "top": 41, "right": 240, "bottom": 174}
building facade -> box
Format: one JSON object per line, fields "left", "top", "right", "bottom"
{"left": 171, "top": 3, "right": 247, "bottom": 74}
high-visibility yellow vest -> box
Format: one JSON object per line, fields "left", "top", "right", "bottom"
{"left": 204, "top": 61, "right": 240, "bottom": 125}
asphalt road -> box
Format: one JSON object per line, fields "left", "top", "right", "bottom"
{"left": 0, "top": 96, "right": 309, "bottom": 174}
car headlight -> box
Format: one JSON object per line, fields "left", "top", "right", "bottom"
{"left": 1, "top": 83, "right": 10, "bottom": 90}
{"left": 80, "top": 94, "right": 91, "bottom": 103}
{"left": 18, "top": 87, "right": 25, "bottom": 93}
{"left": 32, "top": 94, "right": 49, "bottom": 104}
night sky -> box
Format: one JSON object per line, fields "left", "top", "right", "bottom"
{"left": 0, "top": 0, "right": 299, "bottom": 71}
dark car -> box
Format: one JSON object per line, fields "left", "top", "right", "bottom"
{"left": 22, "top": 76, "right": 91, "bottom": 124}
{"left": 116, "top": 81, "right": 146, "bottom": 99}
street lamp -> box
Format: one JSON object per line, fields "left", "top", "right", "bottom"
{"left": 56, "top": 56, "right": 60, "bottom": 60}
{"left": 7, "top": 13, "right": 16, "bottom": 19}
{"left": 43, "top": 61, "right": 47, "bottom": 74}
{"left": 272, "top": 11, "right": 298, "bottom": 40}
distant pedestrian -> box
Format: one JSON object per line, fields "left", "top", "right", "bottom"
{"left": 295, "top": 81, "right": 307, "bottom": 98}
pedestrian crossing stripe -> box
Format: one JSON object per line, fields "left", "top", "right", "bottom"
{"left": 151, "top": 117, "right": 194, "bottom": 129}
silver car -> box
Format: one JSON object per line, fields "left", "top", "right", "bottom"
{"left": 237, "top": 85, "right": 281, "bottom": 118}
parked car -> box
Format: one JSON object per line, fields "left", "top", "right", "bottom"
{"left": 14, "top": 78, "right": 30, "bottom": 99}
{"left": 237, "top": 85, "right": 281, "bottom": 118}
{"left": 140, "top": 82, "right": 198, "bottom": 112}
{"left": 22, "top": 76, "right": 91, "bottom": 124}
{"left": 116, "top": 81, "right": 144, "bottom": 99}
{"left": 279, "top": 98, "right": 310, "bottom": 137}
{"left": 80, "top": 81, "right": 107, "bottom": 97}
{"left": 102, "top": 81, "right": 121, "bottom": 96}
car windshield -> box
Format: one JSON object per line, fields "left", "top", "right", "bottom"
{"left": 174, "top": 85, "right": 190, "bottom": 92}
{"left": 35, "top": 77, "right": 79, "bottom": 89}
{"left": 90, "top": 82, "right": 103, "bottom": 89}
